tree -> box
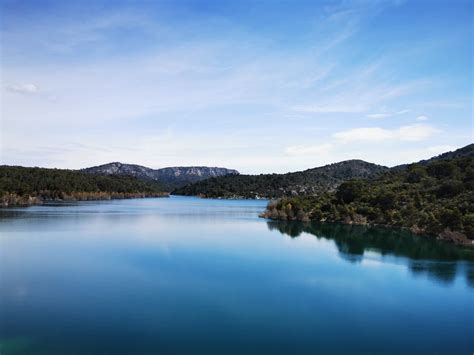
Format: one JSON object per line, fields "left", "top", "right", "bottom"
{"left": 336, "top": 180, "right": 365, "bottom": 203}
{"left": 438, "top": 208, "right": 463, "bottom": 230}
{"left": 405, "top": 165, "right": 427, "bottom": 183}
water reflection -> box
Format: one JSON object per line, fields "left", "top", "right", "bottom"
{"left": 1, "top": 198, "right": 473, "bottom": 354}
{"left": 267, "top": 221, "right": 474, "bottom": 286}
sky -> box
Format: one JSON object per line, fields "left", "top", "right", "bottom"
{"left": 1, "top": 0, "right": 472, "bottom": 174}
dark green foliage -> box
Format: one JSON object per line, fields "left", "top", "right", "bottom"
{"left": 436, "top": 180, "right": 464, "bottom": 197}
{"left": 0, "top": 165, "right": 165, "bottom": 201}
{"left": 438, "top": 208, "right": 463, "bottom": 230}
{"left": 336, "top": 180, "right": 365, "bottom": 203}
{"left": 406, "top": 166, "right": 427, "bottom": 183}
{"left": 174, "top": 160, "right": 388, "bottom": 198}
{"left": 265, "top": 156, "right": 474, "bottom": 240}
{"left": 427, "top": 161, "right": 460, "bottom": 179}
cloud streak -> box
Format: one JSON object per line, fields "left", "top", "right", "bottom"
{"left": 6, "top": 83, "right": 38, "bottom": 94}
{"left": 333, "top": 124, "right": 440, "bottom": 142}
{"left": 285, "top": 144, "right": 333, "bottom": 156}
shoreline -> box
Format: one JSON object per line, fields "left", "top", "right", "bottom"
{"left": 259, "top": 212, "right": 474, "bottom": 247}
{"left": 173, "top": 193, "right": 269, "bottom": 200}
{"left": 0, "top": 192, "right": 170, "bottom": 207}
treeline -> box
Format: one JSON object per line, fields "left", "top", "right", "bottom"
{"left": 0, "top": 166, "right": 168, "bottom": 206}
{"left": 173, "top": 160, "right": 388, "bottom": 198}
{"left": 260, "top": 156, "right": 474, "bottom": 245}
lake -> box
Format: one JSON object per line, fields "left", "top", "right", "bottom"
{"left": 1, "top": 196, "right": 473, "bottom": 354}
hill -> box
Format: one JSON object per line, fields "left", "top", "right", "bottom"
{"left": 393, "top": 143, "right": 474, "bottom": 171}
{"left": 421, "top": 143, "right": 474, "bottom": 163}
{"left": 260, "top": 154, "right": 474, "bottom": 245}
{"left": 82, "top": 162, "right": 239, "bottom": 191}
{"left": 173, "top": 160, "right": 389, "bottom": 198}
{"left": 0, "top": 166, "right": 167, "bottom": 207}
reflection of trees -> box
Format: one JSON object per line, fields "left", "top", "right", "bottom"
{"left": 267, "top": 220, "right": 474, "bottom": 287}
{"left": 409, "top": 261, "right": 457, "bottom": 285}
{"left": 267, "top": 220, "right": 305, "bottom": 238}
{"left": 465, "top": 264, "right": 474, "bottom": 288}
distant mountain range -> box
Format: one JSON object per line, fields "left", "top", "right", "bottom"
{"left": 81, "top": 162, "right": 239, "bottom": 190}
{"left": 174, "top": 144, "right": 474, "bottom": 198}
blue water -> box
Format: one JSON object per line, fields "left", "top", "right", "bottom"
{"left": 0, "top": 196, "right": 473, "bottom": 354}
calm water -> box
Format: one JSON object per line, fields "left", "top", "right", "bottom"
{"left": 0, "top": 196, "right": 473, "bottom": 355}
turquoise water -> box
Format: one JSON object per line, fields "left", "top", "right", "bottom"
{"left": 0, "top": 196, "right": 473, "bottom": 354}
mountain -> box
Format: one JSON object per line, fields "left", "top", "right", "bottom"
{"left": 82, "top": 162, "right": 239, "bottom": 191}
{"left": 173, "top": 160, "right": 389, "bottom": 198}
{"left": 174, "top": 144, "right": 474, "bottom": 199}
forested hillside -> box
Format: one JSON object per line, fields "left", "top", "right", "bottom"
{"left": 0, "top": 166, "right": 167, "bottom": 206}
{"left": 393, "top": 143, "right": 474, "bottom": 171}
{"left": 260, "top": 155, "right": 474, "bottom": 245}
{"left": 174, "top": 160, "right": 388, "bottom": 198}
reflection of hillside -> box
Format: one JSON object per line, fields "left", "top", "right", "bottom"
{"left": 267, "top": 221, "right": 474, "bottom": 287}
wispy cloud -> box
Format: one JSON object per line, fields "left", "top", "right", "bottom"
{"left": 416, "top": 115, "right": 429, "bottom": 121}
{"left": 285, "top": 143, "right": 333, "bottom": 156}
{"left": 6, "top": 83, "right": 38, "bottom": 94}
{"left": 366, "top": 109, "right": 410, "bottom": 119}
{"left": 366, "top": 113, "right": 392, "bottom": 119}
{"left": 396, "top": 109, "right": 410, "bottom": 115}
{"left": 292, "top": 104, "right": 366, "bottom": 114}
{"left": 333, "top": 124, "right": 440, "bottom": 142}
{"left": 291, "top": 65, "right": 429, "bottom": 116}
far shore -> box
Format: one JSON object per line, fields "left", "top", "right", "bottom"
{"left": 0, "top": 192, "right": 169, "bottom": 208}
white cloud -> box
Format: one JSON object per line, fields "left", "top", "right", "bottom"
{"left": 366, "top": 109, "right": 410, "bottom": 119}
{"left": 366, "top": 113, "right": 391, "bottom": 119}
{"left": 292, "top": 104, "right": 366, "bottom": 114}
{"left": 333, "top": 127, "right": 393, "bottom": 141}
{"left": 398, "top": 124, "right": 439, "bottom": 141}
{"left": 285, "top": 143, "right": 333, "bottom": 156}
{"left": 396, "top": 109, "right": 410, "bottom": 115}
{"left": 416, "top": 115, "right": 428, "bottom": 121}
{"left": 333, "top": 124, "right": 440, "bottom": 142}
{"left": 6, "top": 83, "right": 39, "bottom": 94}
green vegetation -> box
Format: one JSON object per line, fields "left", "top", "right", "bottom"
{"left": 174, "top": 160, "right": 388, "bottom": 198}
{"left": 0, "top": 166, "right": 167, "bottom": 206}
{"left": 261, "top": 156, "right": 474, "bottom": 245}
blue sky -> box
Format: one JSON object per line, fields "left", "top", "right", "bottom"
{"left": 1, "top": 0, "right": 472, "bottom": 173}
